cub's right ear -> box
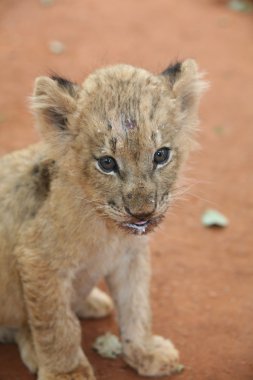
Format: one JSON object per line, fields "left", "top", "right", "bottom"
{"left": 31, "top": 75, "right": 80, "bottom": 140}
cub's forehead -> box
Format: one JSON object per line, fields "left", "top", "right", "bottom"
{"left": 76, "top": 64, "right": 176, "bottom": 149}
{"left": 80, "top": 64, "right": 170, "bottom": 111}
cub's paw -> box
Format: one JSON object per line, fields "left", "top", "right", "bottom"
{"left": 76, "top": 287, "right": 113, "bottom": 319}
{"left": 38, "top": 363, "right": 95, "bottom": 380}
{"left": 123, "top": 335, "right": 180, "bottom": 377}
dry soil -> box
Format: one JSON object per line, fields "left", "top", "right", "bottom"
{"left": 0, "top": 1, "right": 253, "bottom": 380}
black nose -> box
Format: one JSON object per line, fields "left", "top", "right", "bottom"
{"left": 124, "top": 207, "right": 154, "bottom": 220}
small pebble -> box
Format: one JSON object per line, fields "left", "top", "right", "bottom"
{"left": 217, "top": 15, "right": 230, "bottom": 28}
{"left": 40, "top": 0, "right": 54, "bottom": 5}
{"left": 0, "top": 113, "right": 5, "bottom": 124}
{"left": 173, "top": 363, "right": 185, "bottom": 374}
{"left": 213, "top": 125, "right": 225, "bottom": 135}
{"left": 49, "top": 40, "right": 65, "bottom": 55}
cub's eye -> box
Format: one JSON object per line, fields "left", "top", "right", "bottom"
{"left": 154, "top": 147, "right": 171, "bottom": 166}
{"left": 98, "top": 156, "right": 118, "bottom": 173}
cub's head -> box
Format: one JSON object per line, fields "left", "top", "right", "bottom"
{"left": 32, "top": 61, "right": 206, "bottom": 234}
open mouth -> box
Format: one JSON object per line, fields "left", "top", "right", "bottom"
{"left": 122, "top": 220, "right": 151, "bottom": 235}
{"left": 119, "top": 215, "right": 164, "bottom": 235}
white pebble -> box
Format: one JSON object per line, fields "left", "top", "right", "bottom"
{"left": 40, "top": 0, "right": 54, "bottom": 5}
{"left": 49, "top": 40, "right": 65, "bottom": 55}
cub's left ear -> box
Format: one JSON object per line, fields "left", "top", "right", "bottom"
{"left": 161, "top": 59, "right": 207, "bottom": 125}
{"left": 31, "top": 75, "right": 80, "bottom": 140}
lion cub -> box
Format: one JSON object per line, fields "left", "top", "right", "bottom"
{"left": 0, "top": 60, "right": 205, "bottom": 380}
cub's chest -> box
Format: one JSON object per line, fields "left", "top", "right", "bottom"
{"left": 75, "top": 231, "right": 124, "bottom": 276}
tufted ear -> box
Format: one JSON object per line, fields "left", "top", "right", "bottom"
{"left": 31, "top": 75, "right": 80, "bottom": 140}
{"left": 161, "top": 59, "right": 207, "bottom": 126}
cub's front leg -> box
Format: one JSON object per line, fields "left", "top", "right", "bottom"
{"left": 17, "top": 250, "right": 95, "bottom": 380}
{"left": 106, "top": 241, "right": 179, "bottom": 377}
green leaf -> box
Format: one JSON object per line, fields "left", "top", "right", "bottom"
{"left": 228, "top": 0, "right": 253, "bottom": 12}
{"left": 202, "top": 209, "right": 229, "bottom": 228}
{"left": 93, "top": 333, "right": 122, "bottom": 359}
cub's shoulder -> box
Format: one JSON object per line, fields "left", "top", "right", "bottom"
{"left": 0, "top": 143, "right": 57, "bottom": 223}
{"left": 0, "top": 144, "right": 42, "bottom": 177}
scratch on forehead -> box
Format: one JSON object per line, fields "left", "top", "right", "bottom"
{"left": 121, "top": 115, "right": 137, "bottom": 130}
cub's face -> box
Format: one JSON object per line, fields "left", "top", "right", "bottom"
{"left": 33, "top": 62, "right": 205, "bottom": 234}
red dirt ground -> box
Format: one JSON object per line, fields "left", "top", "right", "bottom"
{"left": 0, "top": 1, "right": 253, "bottom": 379}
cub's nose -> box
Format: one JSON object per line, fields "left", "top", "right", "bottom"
{"left": 123, "top": 187, "right": 157, "bottom": 219}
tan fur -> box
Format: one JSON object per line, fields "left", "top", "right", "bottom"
{"left": 0, "top": 61, "right": 205, "bottom": 379}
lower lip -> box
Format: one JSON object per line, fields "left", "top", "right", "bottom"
{"left": 124, "top": 221, "right": 149, "bottom": 234}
